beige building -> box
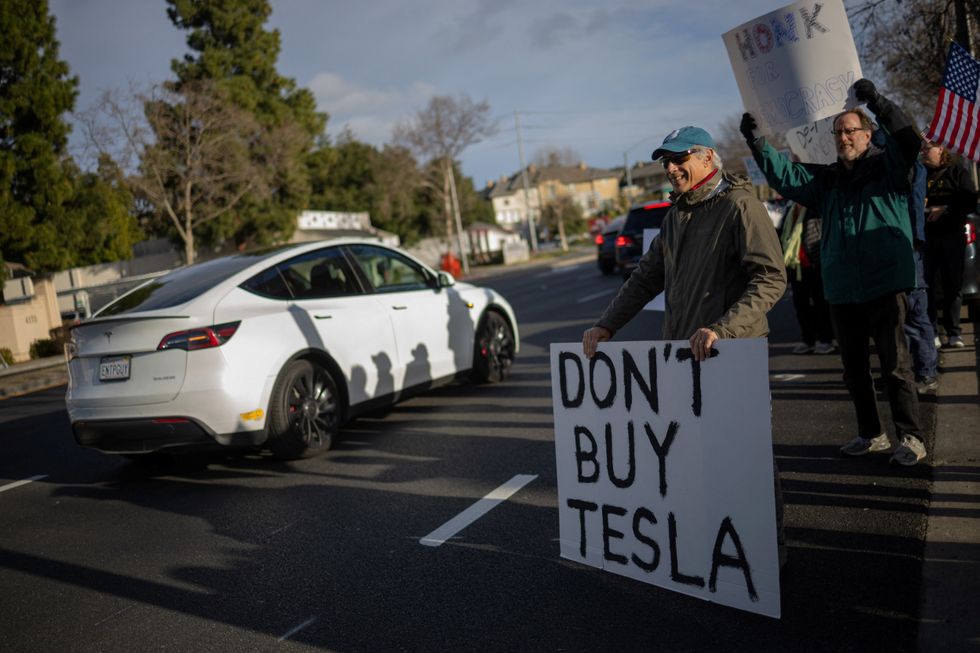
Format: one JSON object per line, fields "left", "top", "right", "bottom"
{"left": 0, "top": 267, "right": 62, "bottom": 363}
{"left": 485, "top": 162, "right": 623, "bottom": 231}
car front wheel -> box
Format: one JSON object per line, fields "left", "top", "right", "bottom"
{"left": 267, "top": 359, "right": 341, "bottom": 459}
{"left": 473, "top": 311, "right": 515, "bottom": 383}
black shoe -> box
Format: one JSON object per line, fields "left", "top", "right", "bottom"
{"left": 916, "top": 376, "right": 939, "bottom": 394}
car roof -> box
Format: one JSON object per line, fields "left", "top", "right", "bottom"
{"left": 88, "top": 238, "right": 427, "bottom": 322}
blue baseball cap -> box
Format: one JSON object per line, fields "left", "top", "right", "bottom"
{"left": 651, "top": 126, "right": 715, "bottom": 160}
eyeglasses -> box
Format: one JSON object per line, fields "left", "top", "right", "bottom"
{"left": 660, "top": 150, "right": 696, "bottom": 169}
{"left": 831, "top": 127, "right": 869, "bottom": 137}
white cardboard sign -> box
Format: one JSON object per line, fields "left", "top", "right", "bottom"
{"left": 785, "top": 114, "right": 839, "bottom": 164}
{"left": 550, "top": 339, "right": 781, "bottom": 618}
{"left": 722, "top": 0, "right": 862, "bottom": 135}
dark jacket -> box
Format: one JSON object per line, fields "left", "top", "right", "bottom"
{"left": 924, "top": 162, "right": 978, "bottom": 238}
{"left": 596, "top": 169, "right": 786, "bottom": 340}
{"left": 752, "top": 94, "right": 920, "bottom": 305}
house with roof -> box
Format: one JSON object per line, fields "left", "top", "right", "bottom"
{"left": 484, "top": 162, "right": 623, "bottom": 232}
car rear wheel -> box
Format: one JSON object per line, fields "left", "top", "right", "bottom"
{"left": 267, "top": 359, "right": 341, "bottom": 459}
{"left": 473, "top": 311, "right": 515, "bottom": 383}
{"left": 599, "top": 258, "right": 615, "bottom": 275}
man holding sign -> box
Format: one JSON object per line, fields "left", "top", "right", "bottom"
{"left": 741, "top": 79, "right": 928, "bottom": 466}
{"left": 582, "top": 127, "right": 786, "bottom": 361}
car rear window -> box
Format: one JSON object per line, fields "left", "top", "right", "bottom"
{"left": 96, "top": 247, "right": 294, "bottom": 317}
{"left": 621, "top": 202, "right": 672, "bottom": 236}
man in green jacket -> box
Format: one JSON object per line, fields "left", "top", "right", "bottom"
{"left": 741, "top": 79, "right": 927, "bottom": 466}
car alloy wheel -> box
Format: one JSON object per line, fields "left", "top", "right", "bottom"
{"left": 268, "top": 359, "right": 340, "bottom": 458}
{"left": 474, "top": 311, "right": 515, "bottom": 383}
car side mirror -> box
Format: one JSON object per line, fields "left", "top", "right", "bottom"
{"left": 436, "top": 271, "right": 456, "bottom": 288}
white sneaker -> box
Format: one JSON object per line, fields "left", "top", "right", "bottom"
{"left": 934, "top": 336, "right": 942, "bottom": 348}
{"left": 840, "top": 433, "right": 890, "bottom": 456}
{"left": 947, "top": 336, "right": 965, "bottom": 348}
{"left": 792, "top": 342, "right": 813, "bottom": 354}
{"left": 813, "top": 341, "right": 836, "bottom": 354}
{"left": 890, "top": 435, "right": 927, "bottom": 466}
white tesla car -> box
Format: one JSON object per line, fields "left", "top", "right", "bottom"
{"left": 66, "top": 239, "right": 518, "bottom": 459}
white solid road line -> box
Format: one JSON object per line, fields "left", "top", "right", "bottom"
{"left": 0, "top": 474, "right": 48, "bottom": 493}
{"left": 278, "top": 616, "right": 317, "bottom": 641}
{"left": 576, "top": 288, "right": 616, "bottom": 303}
{"left": 420, "top": 474, "right": 538, "bottom": 547}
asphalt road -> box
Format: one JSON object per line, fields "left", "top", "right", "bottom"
{"left": 0, "top": 256, "right": 943, "bottom": 652}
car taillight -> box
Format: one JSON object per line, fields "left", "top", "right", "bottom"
{"left": 966, "top": 223, "right": 977, "bottom": 245}
{"left": 595, "top": 234, "right": 605, "bottom": 245}
{"left": 616, "top": 235, "right": 634, "bottom": 247}
{"left": 157, "top": 321, "right": 240, "bottom": 351}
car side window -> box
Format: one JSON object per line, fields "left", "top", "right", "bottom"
{"left": 241, "top": 248, "right": 360, "bottom": 300}
{"left": 348, "top": 244, "right": 430, "bottom": 293}
{"left": 280, "top": 247, "right": 361, "bottom": 299}
{"left": 240, "top": 266, "right": 293, "bottom": 299}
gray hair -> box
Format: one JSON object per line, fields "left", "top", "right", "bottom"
{"left": 693, "top": 147, "right": 722, "bottom": 168}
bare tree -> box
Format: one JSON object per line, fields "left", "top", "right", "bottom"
{"left": 532, "top": 146, "right": 583, "bottom": 168}
{"left": 82, "top": 81, "right": 286, "bottom": 264}
{"left": 540, "top": 195, "right": 585, "bottom": 252}
{"left": 848, "top": 0, "right": 979, "bottom": 124}
{"left": 394, "top": 94, "right": 497, "bottom": 274}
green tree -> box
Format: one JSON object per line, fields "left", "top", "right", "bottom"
{"left": 307, "top": 129, "right": 377, "bottom": 213}
{"left": 62, "top": 155, "right": 142, "bottom": 266}
{"left": 0, "top": 0, "right": 78, "bottom": 284}
{"left": 166, "top": 0, "right": 327, "bottom": 250}
{"left": 368, "top": 144, "right": 426, "bottom": 244}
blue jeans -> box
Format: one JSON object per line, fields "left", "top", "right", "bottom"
{"left": 904, "top": 250, "right": 938, "bottom": 379}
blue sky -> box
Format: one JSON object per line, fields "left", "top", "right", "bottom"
{"left": 51, "top": 0, "right": 791, "bottom": 188}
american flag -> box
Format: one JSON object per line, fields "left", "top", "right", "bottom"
{"left": 926, "top": 41, "right": 980, "bottom": 162}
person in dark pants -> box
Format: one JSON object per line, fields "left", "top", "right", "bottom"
{"left": 742, "top": 79, "right": 928, "bottom": 465}
{"left": 921, "top": 139, "right": 978, "bottom": 349}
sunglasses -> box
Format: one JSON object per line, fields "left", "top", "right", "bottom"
{"left": 660, "top": 149, "right": 696, "bottom": 169}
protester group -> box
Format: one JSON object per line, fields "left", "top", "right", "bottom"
{"left": 583, "top": 78, "right": 978, "bottom": 470}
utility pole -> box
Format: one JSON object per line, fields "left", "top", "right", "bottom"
{"left": 515, "top": 110, "right": 538, "bottom": 251}
{"left": 446, "top": 159, "right": 469, "bottom": 276}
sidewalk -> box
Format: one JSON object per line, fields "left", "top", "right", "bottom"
{"left": 0, "top": 355, "right": 66, "bottom": 400}
{"left": 918, "top": 317, "right": 980, "bottom": 651}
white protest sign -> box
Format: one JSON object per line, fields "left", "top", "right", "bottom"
{"left": 722, "top": 0, "right": 862, "bottom": 135}
{"left": 550, "top": 339, "right": 781, "bottom": 618}
{"left": 641, "top": 228, "right": 665, "bottom": 312}
{"left": 785, "top": 114, "right": 839, "bottom": 164}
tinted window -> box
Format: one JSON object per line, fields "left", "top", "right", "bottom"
{"left": 280, "top": 247, "right": 361, "bottom": 299}
{"left": 348, "top": 244, "right": 431, "bottom": 293}
{"left": 241, "top": 266, "right": 293, "bottom": 299}
{"left": 621, "top": 203, "right": 672, "bottom": 236}
{"left": 97, "top": 248, "right": 294, "bottom": 316}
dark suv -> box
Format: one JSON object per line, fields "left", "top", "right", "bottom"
{"left": 595, "top": 214, "right": 626, "bottom": 275}
{"left": 615, "top": 200, "right": 672, "bottom": 279}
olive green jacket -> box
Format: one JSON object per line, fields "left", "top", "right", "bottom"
{"left": 596, "top": 169, "right": 786, "bottom": 340}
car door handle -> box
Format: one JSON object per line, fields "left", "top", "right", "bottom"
{"left": 314, "top": 314, "right": 332, "bottom": 319}
{"left": 391, "top": 305, "right": 408, "bottom": 310}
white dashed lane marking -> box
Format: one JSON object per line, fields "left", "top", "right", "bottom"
{"left": 420, "top": 474, "right": 538, "bottom": 547}
{"left": 0, "top": 474, "right": 48, "bottom": 493}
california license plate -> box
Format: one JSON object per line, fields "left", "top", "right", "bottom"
{"left": 99, "top": 355, "right": 131, "bottom": 381}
